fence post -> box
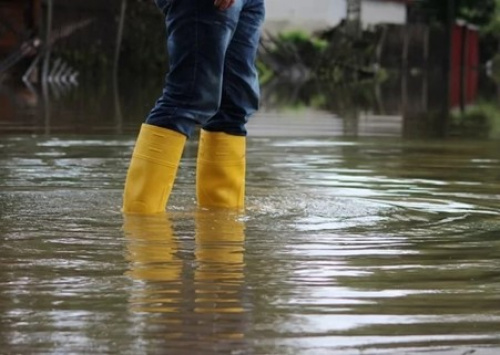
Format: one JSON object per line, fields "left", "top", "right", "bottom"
{"left": 113, "top": 0, "right": 127, "bottom": 133}
{"left": 42, "top": 0, "right": 53, "bottom": 84}
{"left": 41, "top": 0, "right": 54, "bottom": 135}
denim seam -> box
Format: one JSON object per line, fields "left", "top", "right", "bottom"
{"left": 166, "top": 1, "right": 199, "bottom": 126}
{"left": 162, "top": 1, "right": 191, "bottom": 127}
{"left": 191, "top": 1, "right": 200, "bottom": 122}
{"left": 164, "top": 0, "right": 172, "bottom": 17}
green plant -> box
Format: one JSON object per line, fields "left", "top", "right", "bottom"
{"left": 119, "top": 1, "right": 167, "bottom": 75}
{"left": 452, "top": 101, "right": 500, "bottom": 139}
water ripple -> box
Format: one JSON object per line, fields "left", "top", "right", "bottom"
{"left": 1, "top": 135, "right": 499, "bottom": 354}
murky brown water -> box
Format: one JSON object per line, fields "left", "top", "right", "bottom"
{"left": 1, "top": 77, "right": 500, "bottom": 354}
{"left": 1, "top": 128, "right": 499, "bottom": 354}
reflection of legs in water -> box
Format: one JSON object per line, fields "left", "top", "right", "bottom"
{"left": 195, "top": 210, "right": 247, "bottom": 340}
{"left": 123, "top": 213, "right": 182, "bottom": 313}
{"left": 123, "top": 210, "right": 248, "bottom": 347}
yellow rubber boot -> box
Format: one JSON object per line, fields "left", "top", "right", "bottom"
{"left": 123, "top": 124, "right": 186, "bottom": 214}
{"left": 196, "top": 130, "right": 246, "bottom": 209}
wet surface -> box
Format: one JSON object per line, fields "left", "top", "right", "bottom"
{"left": 1, "top": 127, "right": 499, "bottom": 354}
{"left": 1, "top": 70, "right": 500, "bottom": 354}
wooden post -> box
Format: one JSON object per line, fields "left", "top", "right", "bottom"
{"left": 113, "top": 0, "right": 127, "bottom": 133}
{"left": 113, "top": 0, "right": 127, "bottom": 80}
{"left": 423, "top": 25, "right": 429, "bottom": 68}
{"left": 346, "top": 0, "right": 362, "bottom": 39}
{"left": 422, "top": 25, "right": 429, "bottom": 111}
{"left": 460, "top": 24, "right": 467, "bottom": 113}
{"left": 402, "top": 25, "right": 409, "bottom": 72}
{"left": 42, "top": 0, "right": 54, "bottom": 135}
{"left": 376, "top": 25, "right": 387, "bottom": 69}
{"left": 42, "top": 0, "right": 53, "bottom": 84}
{"left": 438, "top": 0, "right": 455, "bottom": 137}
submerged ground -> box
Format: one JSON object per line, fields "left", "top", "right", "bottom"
{"left": 0, "top": 76, "right": 499, "bottom": 354}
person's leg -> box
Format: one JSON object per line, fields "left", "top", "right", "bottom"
{"left": 147, "top": 0, "right": 244, "bottom": 137}
{"left": 202, "top": 0, "right": 264, "bottom": 136}
{"left": 123, "top": 0, "right": 243, "bottom": 214}
{"left": 196, "top": 0, "right": 265, "bottom": 209}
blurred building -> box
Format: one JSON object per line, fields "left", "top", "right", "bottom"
{"left": 264, "top": 0, "right": 412, "bottom": 34}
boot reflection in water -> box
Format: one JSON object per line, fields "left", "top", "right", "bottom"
{"left": 123, "top": 210, "right": 248, "bottom": 343}
{"left": 123, "top": 213, "right": 182, "bottom": 313}
{"left": 195, "top": 210, "right": 246, "bottom": 315}
{"left": 195, "top": 210, "right": 247, "bottom": 342}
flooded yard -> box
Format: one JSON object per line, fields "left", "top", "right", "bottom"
{"left": 1, "top": 79, "right": 500, "bottom": 354}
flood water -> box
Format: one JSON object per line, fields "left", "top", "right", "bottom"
{"left": 1, "top": 77, "right": 500, "bottom": 354}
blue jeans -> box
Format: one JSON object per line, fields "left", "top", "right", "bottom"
{"left": 147, "top": 0, "right": 265, "bottom": 137}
